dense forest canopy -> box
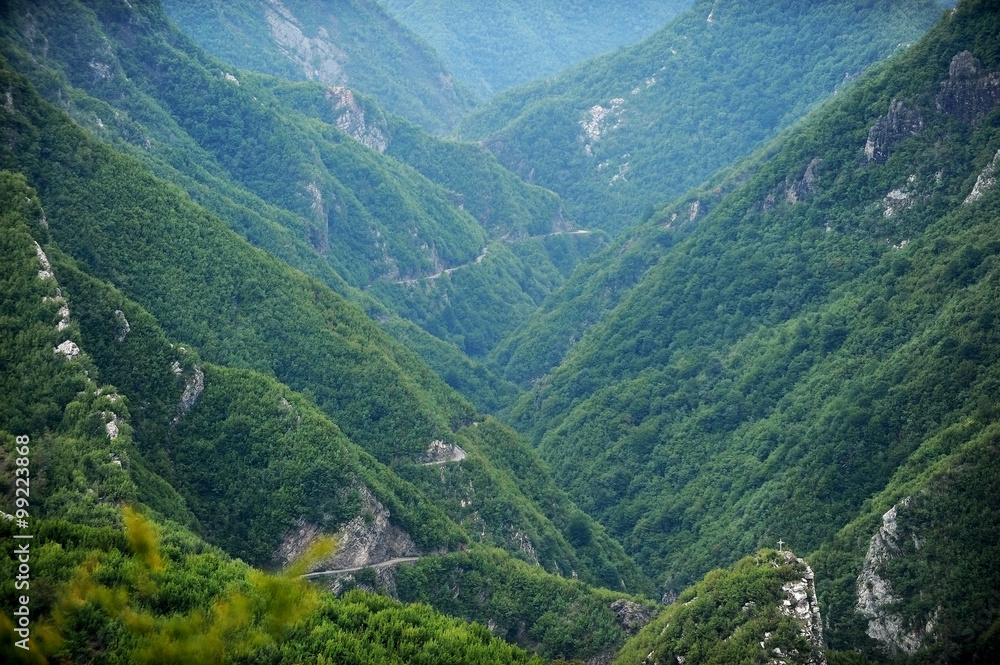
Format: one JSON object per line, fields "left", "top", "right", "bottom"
{"left": 2, "top": 0, "right": 998, "bottom": 663}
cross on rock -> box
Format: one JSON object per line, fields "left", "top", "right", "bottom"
{"left": 777, "top": 539, "right": 785, "bottom": 553}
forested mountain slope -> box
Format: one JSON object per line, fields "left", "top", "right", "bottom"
{"left": 0, "top": 171, "right": 549, "bottom": 665}
{"left": 0, "top": 5, "right": 657, "bottom": 660}
{"left": 161, "top": 0, "right": 475, "bottom": 134}
{"left": 458, "top": 0, "right": 943, "bottom": 235}
{"left": 503, "top": 0, "right": 1000, "bottom": 658}
{"left": 0, "top": 0, "right": 604, "bottom": 404}
{"left": 379, "top": 0, "right": 691, "bottom": 99}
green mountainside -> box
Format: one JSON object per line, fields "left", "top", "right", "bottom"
{"left": 379, "top": 0, "right": 691, "bottom": 99}
{"left": 0, "top": 0, "right": 607, "bottom": 407}
{"left": 3, "top": 0, "right": 999, "bottom": 662}
{"left": 161, "top": 0, "right": 476, "bottom": 134}
{"left": 457, "top": 0, "right": 943, "bottom": 235}
{"left": 502, "top": 0, "right": 1000, "bottom": 659}
{"left": 0, "top": 4, "right": 654, "bottom": 659}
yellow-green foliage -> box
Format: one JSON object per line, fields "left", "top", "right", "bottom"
{"left": 0, "top": 511, "right": 544, "bottom": 665}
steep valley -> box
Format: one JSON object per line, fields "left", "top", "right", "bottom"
{"left": 2, "top": 1, "right": 999, "bottom": 664}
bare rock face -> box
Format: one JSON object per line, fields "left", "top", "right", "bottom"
{"left": 280, "top": 485, "right": 419, "bottom": 572}
{"left": 416, "top": 439, "right": 467, "bottom": 465}
{"left": 786, "top": 157, "right": 824, "bottom": 204}
{"left": 864, "top": 100, "right": 924, "bottom": 164}
{"left": 856, "top": 498, "right": 934, "bottom": 657}
{"left": 965, "top": 148, "right": 1000, "bottom": 204}
{"left": 325, "top": 86, "right": 388, "bottom": 152}
{"left": 777, "top": 551, "right": 826, "bottom": 665}
{"left": 113, "top": 309, "right": 130, "bottom": 342}
{"left": 264, "top": 0, "right": 347, "bottom": 86}
{"left": 610, "top": 598, "right": 656, "bottom": 635}
{"left": 936, "top": 51, "right": 1000, "bottom": 124}
{"left": 172, "top": 365, "right": 204, "bottom": 423}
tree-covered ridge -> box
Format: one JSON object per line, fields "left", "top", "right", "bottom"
{"left": 0, "top": 0, "right": 608, "bottom": 374}
{"left": 0, "top": 18, "right": 656, "bottom": 655}
{"left": 499, "top": 0, "right": 1000, "bottom": 656}
{"left": 395, "top": 547, "right": 657, "bottom": 662}
{"left": 0, "top": 512, "right": 547, "bottom": 665}
{"left": 161, "top": 0, "right": 476, "bottom": 134}
{"left": 380, "top": 0, "right": 692, "bottom": 99}
{"left": 614, "top": 551, "right": 823, "bottom": 665}
{"left": 457, "top": 0, "right": 943, "bottom": 235}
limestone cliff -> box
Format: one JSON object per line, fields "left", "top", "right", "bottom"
{"left": 856, "top": 498, "right": 934, "bottom": 658}
{"left": 864, "top": 100, "right": 924, "bottom": 164}
{"left": 278, "top": 485, "right": 419, "bottom": 572}
{"left": 936, "top": 51, "right": 1000, "bottom": 125}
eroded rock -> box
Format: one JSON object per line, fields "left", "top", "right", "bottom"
{"left": 776, "top": 551, "right": 825, "bottom": 665}
{"left": 54, "top": 340, "right": 80, "bottom": 360}
{"left": 325, "top": 86, "right": 388, "bottom": 152}
{"left": 113, "top": 309, "right": 130, "bottom": 341}
{"left": 965, "top": 148, "right": 1000, "bottom": 204}
{"left": 936, "top": 51, "right": 1000, "bottom": 124}
{"left": 864, "top": 100, "right": 924, "bottom": 164}
{"left": 611, "top": 598, "right": 656, "bottom": 635}
{"left": 856, "top": 498, "right": 932, "bottom": 657}
{"left": 280, "top": 485, "right": 419, "bottom": 572}
{"left": 172, "top": 365, "right": 204, "bottom": 423}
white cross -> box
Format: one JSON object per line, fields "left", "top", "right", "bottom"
{"left": 777, "top": 539, "right": 785, "bottom": 553}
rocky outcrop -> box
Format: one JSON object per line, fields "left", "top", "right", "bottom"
{"left": 864, "top": 100, "right": 924, "bottom": 164}
{"left": 856, "top": 498, "right": 933, "bottom": 657}
{"left": 324, "top": 86, "right": 388, "bottom": 152}
{"left": 777, "top": 551, "right": 825, "bottom": 665}
{"left": 264, "top": 0, "right": 347, "bottom": 86}
{"left": 580, "top": 97, "right": 626, "bottom": 153}
{"left": 113, "top": 309, "right": 130, "bottom": 342}
{"left": 965, "top": 148, "right": 1000, "bottom": 204}
{"left": 610, "top": 598, "right": 656, "bottom": 635}
{"left": 280, "top": 485, "right": 419, "bottom": 572}
{"left": 172, "top": 365, "right": 204, "bottom": 423}
{"left": 417, "top": 439, "right": 467, "bottom": 465}
{"left": 785, "top": 157, "right": 824, "bottom": 204}
{"left": 54, "top": 339, "right": 80, "bottom": 360}
{"left": 936, "top": 51, "right": 1000, "bottom": 125}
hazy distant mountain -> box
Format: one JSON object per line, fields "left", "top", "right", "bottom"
{"left": 162, "top": 0, "right": 476, "bottom": 133}
{"left": 380, "top": 0, "right": 692, "bottom": 98}
{"left": 459, "top": 0, "right": 943, "bottom": 234}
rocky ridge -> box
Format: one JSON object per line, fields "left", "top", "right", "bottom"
{"left": 856, "top": 498, "right": 935, "bottom": 658}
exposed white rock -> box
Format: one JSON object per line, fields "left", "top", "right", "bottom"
{"left": 265, "top": 0, "right": 348, "bottom": 85}
{"left": 580, "top": 98, "right": 625, "bottom": 143}
{"left": 777, "top": 551, "right": 826, "bottom": 665}
{"left": 105, "top": 415, "right": 119, "bottom": 440}
{"left": 856, "top": 498, "right": 931, "bottom": 657}
{"left": 509, "top": 529, "right": 539, "bottom": 566}
{"left": 223, "top": 72, "right": 239, "bottom": 85}
{"left": 172, "top": 365, "right": 204, "bottom": 423}
{"left": 882, "top": 188, "right": 913, "bottom": 217}
{"left": 56, "top": 305, "right": 71, "bottom": 331}
{"left": 325, "top": 86, "right": 388, "bottom": 152}
{"left": 113, "top": 309, "right": 130, "bottom": 341}
{"left": 280, "top": 485, "right": 419, "bottom": 572}
{"left": 964, "top": 148, "right": 1000, "bottom": 204}
{"left": 34, "top": 241, "right": 53, "bottom": 280}
{"left": 418, "top": 439, "right": 467, "bottom": 465}
{"left": 54, "top": 340, "right": 80, "bottom": 359}
{"left": 688, "top": 200, "right": 700, "bottom": 222}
